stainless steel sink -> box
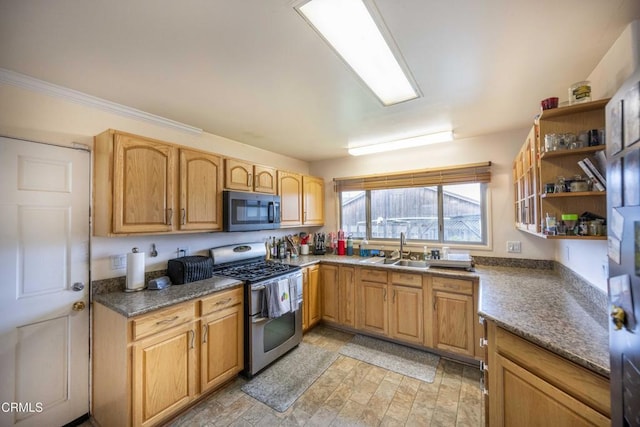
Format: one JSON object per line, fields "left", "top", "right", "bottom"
{"left": 384, "top": 257, "right": 400, "bottom": 264}
{"left": 393, "top": 259, "right": 429, "bottom": 268}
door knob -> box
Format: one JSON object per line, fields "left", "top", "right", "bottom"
{"left": 611, "top": 305, "right": 625, "bottom": 330}
{"left": 72, "top": 301, "right": 86, "bottom": 312}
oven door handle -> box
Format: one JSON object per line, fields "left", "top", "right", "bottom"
{"left": 252, "top": 316, "right": 269, "bottom": 324}
{"left": 268, "top": 202, "right": 275, "bottom": 223}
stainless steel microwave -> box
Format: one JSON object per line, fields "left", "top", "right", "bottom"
{"left": 223, "top": 190, "right": 281, "bottom": 232}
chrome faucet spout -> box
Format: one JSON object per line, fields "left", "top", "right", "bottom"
{"left": 399, "top": 232, "right": 406, "bottom": 259}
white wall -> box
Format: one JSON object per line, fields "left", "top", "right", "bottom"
{"left": 309, "top": 128, "right": 555, "bottom": 260}
{"left": 0, "top": 82, "right": 311, "bottom": 280}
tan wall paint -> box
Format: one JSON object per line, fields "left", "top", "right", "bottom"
{"left": 0, "top": 83, "right": 310, "bottom": 280}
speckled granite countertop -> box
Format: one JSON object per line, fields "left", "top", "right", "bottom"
{"left": 276, "top": 255, "right": 610, "bottom": 377}
{"left": 475, "top": 266, "right": 609, "bottom": 377}
{"left": 93, "top": 253, "right": 609, "bottom": 377}
{"left": 92, "top": 276, "right": 242, "bottom": 318}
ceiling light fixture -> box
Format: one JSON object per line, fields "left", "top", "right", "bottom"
{"left": 295, "top": 0, "right": 420, "bottom": 106}
{"left": 348, "top": 130, "right": 454, "bottom": 156}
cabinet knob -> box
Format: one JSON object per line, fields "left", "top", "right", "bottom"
{"left": 611, "top": 305, "right": 626, "bottom": 330}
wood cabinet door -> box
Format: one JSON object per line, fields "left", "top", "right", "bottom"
{"left": 113, "top": 133, "right": 176, "bottom": 233}
{"left": 253, "top": 165, "right": 276, "bottom": 194}
{"left": 491, "top": 354, "right": 609, "bottom": 427}
{"left": 302, "top": 175, "right": 324, "bottom": 225}
{"left": 358, "top": 281, "right": 388, "bottom": 335}
{"left": 433, "top": 291, "right": 474, "bottom": 356}
{"left": 225, "top": 159, "right": 252, "bottom": 191}
{"left": 320, "top": 265, "right": 339, "bottom": 322}
{"left": 179, "top": 149, "right": 222, "bottom": 231}
{"left": 339, "top": 266, "right": 356, "bottom": 327}
{"left": 200, "top": 304, "right": 243, "bottom": 394}
{"left": 278, "top": 171, "right": 303, "bottom": 227}
{"left": 132, "top": 321, "right": 197, "bottom": 427}
{"left": 390, "top": 285, "right": 423, "bottom": 344}
{"left": 307, "top": 265, "right": 321, "bottom": 328}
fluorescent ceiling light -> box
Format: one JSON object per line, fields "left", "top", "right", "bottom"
{"left": 296, "top": 0, "right": 419, "bottom": 106}
{"left": 348, "top": 131, "right": 454, "bottom": 156}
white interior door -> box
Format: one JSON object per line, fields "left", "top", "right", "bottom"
{"left": 0, "top": 137, "right": 90, "bottom": 426}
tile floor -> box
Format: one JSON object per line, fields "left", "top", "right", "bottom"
{"left": 162, "top": 326, "right": 484, "bottom": 427}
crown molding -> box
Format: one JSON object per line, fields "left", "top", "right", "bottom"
{"left": 0, "top": 68, "right": 203, "bottom": 135}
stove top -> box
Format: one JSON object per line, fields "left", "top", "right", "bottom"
{"left": 214, "top": 261, "right": 299, "bottom": 283}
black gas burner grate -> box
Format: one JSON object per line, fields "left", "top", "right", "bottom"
{"left": 213, "top": 261, "right": 297, "bottom": 282}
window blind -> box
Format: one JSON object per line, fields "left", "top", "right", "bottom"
{"left": 333, "top": 161, "right": 491, "bottom": 192}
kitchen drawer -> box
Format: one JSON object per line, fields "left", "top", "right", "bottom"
{"left": 432, "top": 276, "right": 473, "bottom": 295}
{"left": 390, "top": 272, "right": 422, "bottom": 288}
{"left": 359, "top": 268, "right": 388, "bottom": 284}
{"left": 131, "top": 302, "right": 196, "bottom": 340}
{"left": 200, "top": 286, "right": 243, "bottom": 316}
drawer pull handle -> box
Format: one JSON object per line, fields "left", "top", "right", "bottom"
{"left": 215, "top": 298, "right": 232, "bottom": 306}
{"left": 202, "top": 325, "right": 208, "bottom": 343}
{"left": 181, "top": 208, "right": 186, "bottom": 225}
{"left": 166, "top": 208, "right": 173, "bottom": 226}
{"left": 156, "top": 315, "right": 179, "bottom": 325}
{"left": 189, "top": 330, "right": 195, "bottom": 349}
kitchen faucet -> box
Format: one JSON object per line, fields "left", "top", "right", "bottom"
{"left": 399, "top": 232, "right": 406, "bottom": 259}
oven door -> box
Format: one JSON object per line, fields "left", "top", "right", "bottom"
{"left": 223, "top": 190, "right": 280, "bottom": 232}
{"left": 247, "top": 274, "right": 302, "bottom": 376}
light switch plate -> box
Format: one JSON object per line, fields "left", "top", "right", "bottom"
{"left": 506, "top": 241, "right": 521, "bottom": 253}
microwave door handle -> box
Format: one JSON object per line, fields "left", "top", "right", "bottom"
{"left": 268, "top": 202, "right": 275, "bottom": 223}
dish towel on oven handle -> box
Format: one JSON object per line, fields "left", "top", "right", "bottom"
{"left": 289, "top": 276, "right": 299, "bottom": 312}
{"left": 261, "top": 279, "right": 291, "bottom": 319}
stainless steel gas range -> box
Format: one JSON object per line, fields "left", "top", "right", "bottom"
{"left": 210, "top": 242, "right": 303, "bottom": 377}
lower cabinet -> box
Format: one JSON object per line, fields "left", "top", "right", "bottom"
{"left": 320, "top": 264, "right": 355, "bottom": 327}
{"left": 322, "top": 264, "right": 480, "bottom": 361}
{"left": 389, "top": 272, "right": 423, "bottom": 344}
{"left": 93, "top": 286, "right": 243, "bottom": 427}
{"left": 302, "top": 264, "right": 321, "bottom": 331}
{"left": 486, "top": 320, "right": 610, "bottom": 426}
{"left": 320, "top": 264, "right": 339, "bottom": 323}
{"left": 199, "top": 289, "right": 244, "bottom": 393}
{"left": 425, "top": 276, "right": 475, "bottom": 357}
{"left": 132, "top": 321, "right": 198, "bottom": 426}
{"left": 355, "top": 269, "right": 423, "bottom": 345}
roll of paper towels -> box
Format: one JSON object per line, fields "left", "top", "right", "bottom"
{"left": 126, "top": 248, "right": 145, "bottom": 292}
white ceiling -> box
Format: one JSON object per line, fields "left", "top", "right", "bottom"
{"left": 1, "top": 0, "right": 639, "bottom": 162}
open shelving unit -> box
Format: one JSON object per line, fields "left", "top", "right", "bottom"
{"left": 513, "top": 98, "right": 609, "bottom": 240}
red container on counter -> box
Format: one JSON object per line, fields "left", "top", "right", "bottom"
{"left": 337, "top": 239, "right": 346, "bottom": 255}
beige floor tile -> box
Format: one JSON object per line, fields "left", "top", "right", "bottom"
{"left": 155, "top": 325, "right": 483, "bottom": 427}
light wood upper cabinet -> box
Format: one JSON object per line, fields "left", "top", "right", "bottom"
{"left": 180, "top": 149, "right": 223, "bottom": 231}
{"left": 278, "top": 171, "right": 303, "bottom": 227}
{"left": 111, "top": 132, "right": 177, "bottom": 234}
{"left": 224, "top": 159, "right": 276, "bottom": 194}
{"left": 94, "top": 130, "right": 223, "bottom": 235}
{"left": 302, "top": 175, "right": 324, "bottom": 225}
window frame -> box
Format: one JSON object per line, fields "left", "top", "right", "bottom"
{"left": 338, "top": 183, "right": 490, "bottom": 247}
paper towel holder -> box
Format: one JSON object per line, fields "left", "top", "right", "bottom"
{"left": 125, "top": 247, "right": 146, "bottom": 293}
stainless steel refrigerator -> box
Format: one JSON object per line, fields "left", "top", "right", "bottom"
{"left": 606, "top": 66, "right": 640, "bottom": 426}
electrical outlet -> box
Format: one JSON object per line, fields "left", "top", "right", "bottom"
{"left": 506, "top": 241, "right": 521, "bottom": 253}
{"left": 110, "top": 254, "right": 126, "bottom": 270}
{"left": 177, "top": 247, "right": 190, "bottom": 257}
